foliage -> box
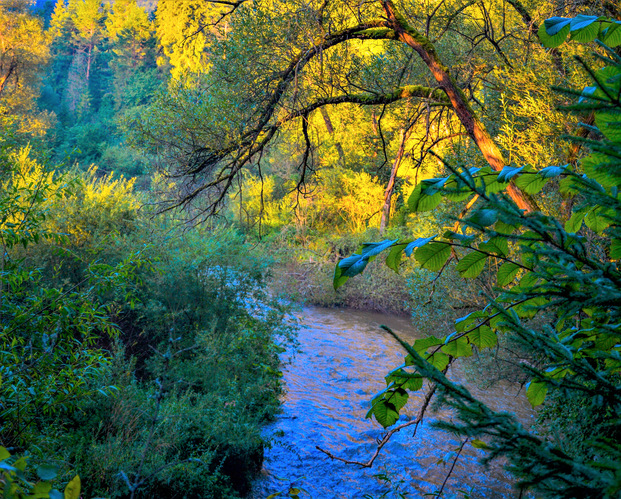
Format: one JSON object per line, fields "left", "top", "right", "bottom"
{"left": 334, "top": 20, "right": 621, "bottom": 497}
{"left": 0, "top": 1, "right": 52, "bottom": 141}
{"left": 44, "top": 0, "right": 162, "bottom": 173}
{"left": 0, "top": 148, "right": 146, "bottom": 452}
{"left": 0, "top": 137, "right": 294, "bottom": 496}
{"left": 59, "top": 225, "right": 295, "bottom": 498}
{"left": 0, "top": 446, "right": 80, "bottom": 499}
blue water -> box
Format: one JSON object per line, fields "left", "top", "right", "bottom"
{"left": 251, "top": 307, "right": 534, "bottom": 498}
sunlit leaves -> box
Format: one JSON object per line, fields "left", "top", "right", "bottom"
{"left": 385, "top": 368, "right": 423, "bottom": 391}
{"left": 64, "top": 475, "right": 81, "bottom": 499}
{"left": 514, "top": 171, "right": 548, "bottom": 194}
{"left": 407, "top": 182, "right": 442, "bottom": 212}
{"left": 565, "top": 207, "right": 589, "bottom": 233}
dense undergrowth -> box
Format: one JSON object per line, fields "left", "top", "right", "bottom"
{"left": 0, "top": 148, "right": 295, "bottom": 498}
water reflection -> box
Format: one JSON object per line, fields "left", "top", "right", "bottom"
{"left": 251, "top": 307, "right": 534, "bottom": 498}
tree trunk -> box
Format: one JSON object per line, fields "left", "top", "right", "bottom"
{"left": 86, "top": 42, "right": 92, "bottom": 81}
{"left": 380, "top": 128, "right": 407, "bottom": 235}
{"left": 319, "top": 107, "right": 346, "bottom": 167}
{"left": 383, "top": 0, "right": 537, "bottom": 213}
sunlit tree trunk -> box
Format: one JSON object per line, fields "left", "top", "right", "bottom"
{"left": 380, "top": 128, "right": 407, "bottom": 235}
{"left": 383, "top": 0, "right": 537, "bottom": 213}
{"left": 319, "top": 107, "right": 346, "bottom": 168}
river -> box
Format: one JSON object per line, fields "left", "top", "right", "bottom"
{"left": 251, "top": 307, "right": 535, "bottom": 498}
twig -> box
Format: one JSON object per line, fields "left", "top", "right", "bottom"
{"left": 437, "top": 437, "right": 469, "bottom": 497}
{"left": 316, "top": 384, "right": 437, "bottom": 468}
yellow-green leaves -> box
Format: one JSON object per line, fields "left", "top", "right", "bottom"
{"left": 64, "top": 475, "right": 81, "bottom": 499}
{"left": 442, "top": 335, "right": 473, "bottom": 357}
{"left": 466, "top": 325, "right": 497, "bottom": 349}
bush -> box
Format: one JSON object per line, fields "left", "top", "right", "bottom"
{"left": 2, "top": 154, "right": 295, "bottom": 497}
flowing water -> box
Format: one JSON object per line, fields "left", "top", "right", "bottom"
{"left": 251, "top": 307, "right": 535, "bottom": 498}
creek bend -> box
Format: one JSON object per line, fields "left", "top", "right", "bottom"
{"left": 251, "top": 307, "right": 534, "bottom": 498}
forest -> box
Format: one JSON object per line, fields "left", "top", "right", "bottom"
{"left": 0, "top": 0, "right": 620, "bottom": 497}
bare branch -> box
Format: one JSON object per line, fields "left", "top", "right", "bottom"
{"left": 316, "top": 384, "right": 437, "bottom": 468}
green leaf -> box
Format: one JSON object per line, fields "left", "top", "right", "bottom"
{"left": 471, "top": 439, "right": 491, "bottom": 450}
{"left": 526, "top": 381, "right": 548, "bottom": 407}
{"left": 333, "top": 263, "right": 349, "bottom": 290}
{"left": 412, "top": 336, "right": 443, "bottom": 356}
{"left": 33, "top": 482, "right": 53, "bottom": 494}
{"left": 0, "top": 447, "right": 10, "bottom": 461}
{"left": 415, "top": 242, "right": 452, "bottom": 271}
{"left": 367, "top": 391, "right": 402, "bottom": 428}
{"left": 455, "top": 311, "right": 488, "bottom": 332}
{"left": 407, "top": 337, "right": 449, "bottom": 370}
{"left": 539, "top": 19, "right": 570, "bottom": 48}
{"left": 611, "top": 239, "right": 621, "bottom": 259}
{"left": 466, "top": 325, "right": 498, "bottom": 349}
{"left": 14, "top": 457, "right": 27, "bottom": 472}
{"left": 497, "top": 262, "right": 520, "bottom": 286}
{"left": 37, "top": 464, "right": 59, "bottom": 481}
{"left": 408, "top": 183, "right": 443, "bottom": 212}
{"left": 455, "top": 251, "right": 487, "bottom": 278}
{"left": 602, "top": 22, "right": 621, "bottom": 47}
{"left": 545, "top": 17, "right": 572, "bottom": 36}
{"left": 385, "top": 368, "right": 424, "bottom": 391}
{"left": 480, "top": 237, "right": 509, "bottom": 257}
{"left": 469, "top": 209, "right": 498, "bottom": 227}
{"left": 539, "top": 165, "right": 568, "bottom": 178}
{"left": 585, "top": 209, "right": 611, "bottom": 234}
{"left": 569, "top": 15, "right": 600, "bottom": 42}
{"left": 64, "top": 475, "right": 81, "bottom": 499}
{"left": 385, "top": 244, "right": 407, "bottom": 272}
{"left": 441, "top": 336, "right": 473, "bottom": 357}
{"left": 514, "top": 173, "right": 548, "bottom": 194}
{"left": 427, "top": 351, "right": 450, "bottom": 370}
{"left": 595, "top": 111, "right": 621, "bottom": 142}
{"left": 334, "top": 253, "right": 369, "bottom": 289}
{"left": 481, "top": 173, "right": 505, "bottom": 194}
{"left": 565, "top": 207, "right": 589, "bottom": 233}
{"left": 360, "top": 239, "right": 398, "bottom": 259}
{"left": 494, "top": 221, "right": 516, "bottom": 234}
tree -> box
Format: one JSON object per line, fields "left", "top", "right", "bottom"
{"left": 330, "top": 13, "right": 621, "bottom": 497}
{"left": 136, "top": 0, "right": 560, "bottom": 219}
{"left": 105, "top": 0, "right": 159, "bottom": 110}
{"left": 0, "top": 0, "right": 51, "bottom": 139}
{"left": 48, "top": 0, "right": 106, "bottom": 115}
